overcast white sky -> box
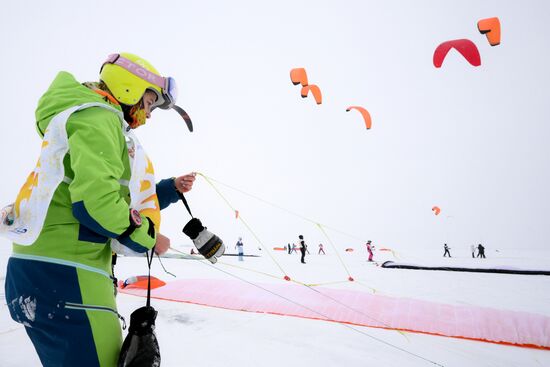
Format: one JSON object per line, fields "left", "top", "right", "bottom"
{"left": 1, "top": 0, "right": 549, "bottom": 254}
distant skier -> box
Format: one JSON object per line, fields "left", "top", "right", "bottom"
{"left": 477, "top": 244, "right": 486, "bottom": 258}
{"left": 318, "top": 243, "right": 326, "bottom": 255}
{"left": 287, "top": 243, "right": 292, "bottom": 254}
{"left": 443, "top": 243, "right": 451, "bottom": 257}
{"left": 470, "top": 244, "right": 476, "bottom": 258}
{"left": 298, "top": 235, "right": 307, "bottom": 264}
{"left": 366, "top": 240, "right": 374, "bottom": 262}
{"left": 291, "top": 243, "right": 298, "bottom": 254}
{"left": 235, "top": 237, "right": 244, "bottom": 261}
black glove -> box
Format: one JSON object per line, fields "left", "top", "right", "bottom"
{"left": 118, "top": 306, "right": 160, "bottom": 367}
{"left": 182, "top": 218, "right": 225, "bottom": 263}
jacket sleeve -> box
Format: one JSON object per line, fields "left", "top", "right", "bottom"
{"left": 67, "top": 108, "right": 155, "bottom": 253}
{"left": 156, "top": 178, "right": 180, "bottom": 210}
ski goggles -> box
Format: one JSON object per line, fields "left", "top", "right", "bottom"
{"left": 103, "top": 53, "right": 178, "bottom": 110}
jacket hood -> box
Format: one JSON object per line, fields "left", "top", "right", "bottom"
{"left": 35, "top": 71, "right": 121, "bottom": 137}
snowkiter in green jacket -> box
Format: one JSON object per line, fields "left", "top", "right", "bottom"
{"left": 3, "top": 52, "right": 199, "bottom": 366}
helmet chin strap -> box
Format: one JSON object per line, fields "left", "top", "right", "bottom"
{"left": 121, "top": 100, "right": 194, "bottom": 133}
{"left": 172, "top": 105, "right": 194, "bottom": 132}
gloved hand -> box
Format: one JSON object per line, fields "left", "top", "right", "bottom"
{"left": 182, "top": 218, "right": 225, "bottom": 263}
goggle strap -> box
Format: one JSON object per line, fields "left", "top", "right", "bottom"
{"left": 103, "top": 54, "right": 166, "bottom": 90}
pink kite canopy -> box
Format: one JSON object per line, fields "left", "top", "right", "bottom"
{"left": 121, "top": 278, "right": 550, "bottom": 349}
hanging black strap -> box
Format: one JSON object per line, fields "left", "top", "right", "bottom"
{"left": 176, "top": 191, "right": 194, "bottom": 218}
{"left": 145, "top": 249, "right": 154, "bottom": 308}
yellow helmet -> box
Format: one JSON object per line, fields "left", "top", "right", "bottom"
{"left": 100, "top": 52, "right": 164, "bottom": 106}
{"left": 99, "top": 52, "right": 194, "bottom": 132}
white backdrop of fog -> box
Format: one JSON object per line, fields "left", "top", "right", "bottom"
{"left": 1, "top": 0, "right": 548, "bottom": 254}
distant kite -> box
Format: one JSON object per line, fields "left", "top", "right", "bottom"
{"left": 477, "top": 17, "right": 501, "bottom": 46}
{"left": 432, "top": 206, "right": 441, "bottom": 215}
{"left": 301, "top": 85, "right": 322, "bottom": 104}
{"left": 433, "top": 39, "right": 481, "bottom": 68}
{"left": 290, "top": 68, "right": 309, "bottom": 86}
{"left": 346, "top": 106, "right": 372, "bottom": 129}
{"left": 290, "top": 67, "right": 322, "bottom": 105}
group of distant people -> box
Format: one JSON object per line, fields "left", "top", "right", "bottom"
{"left": 284, "top": 238, "right": 377, "bottom": 264}
{"left": 283, "top": 236, "right": 329, "bottom": 264}
{"left": 443, "top": 243, "right": 486, "bottom": 258}
{"left": 233, "top": 235, "right": 376, "bottom": 265}
{"left": 227, "top": 237, "right": 488, "bottom": 264}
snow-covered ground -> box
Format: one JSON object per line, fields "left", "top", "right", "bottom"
{"left": 1, "top": 1, "right": 549, "bottom": 366}
{"left": 1, "top": 241, "right": 549, "bottom": 367}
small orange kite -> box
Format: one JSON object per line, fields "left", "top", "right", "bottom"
{"left": 346, "top": 106, "right": 372, "bottom": 129}
{"left": 301, "top": 85, "right": 322, "bottom": 104}
{"left": 477, "top": 17, "right": 501, "bottom": 46}
{"left": 290, "top": 68, "right": 309, "bottom": 86}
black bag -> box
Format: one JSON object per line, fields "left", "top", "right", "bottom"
{"left": 118, "top": 251, "right": 161, "bottom": 367}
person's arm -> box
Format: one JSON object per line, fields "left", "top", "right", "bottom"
{"left": 156, "top": 173, "right": 197, "bottom": 210}
{"left": 67, "top": 108, "right": 155, "bottom": 253}
{"left": 156, "top": 178, "right": 179, "bottom": 210}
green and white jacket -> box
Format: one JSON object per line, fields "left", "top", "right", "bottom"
{"left": 3, "top": 71, "right": 179, "bottom": 276}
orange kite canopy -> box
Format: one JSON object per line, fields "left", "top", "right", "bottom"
{"left": 119, "top": 275, "right": 166, "bottom": 290}
{"left": 432, "top": 206, "right": 441, "bottom": 215}
{"left": 346, "top": 106, "right": 372, "bottom": 129}
{"left": 477, "top": 17, "right": 501, "bottom": 46}
{"left": 300, "top": 84, "right": 322, "bottom": 104}
{"left": 290, "top": 68, "right": 309, "bottom": 86}
{"left": 433, "top": 39, "right": 481, "bottom": 68}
